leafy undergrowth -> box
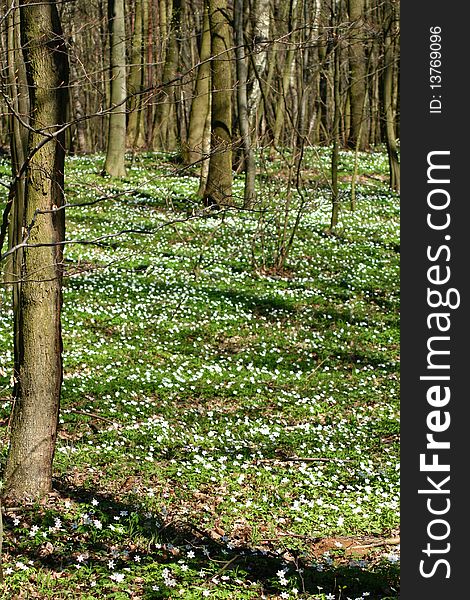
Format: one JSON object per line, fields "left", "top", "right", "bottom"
{"left": 0, "top": 148, "right": 399, "bottom": 599}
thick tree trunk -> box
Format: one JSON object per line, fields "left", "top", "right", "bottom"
{"left": 4, "top": 0, "right": 69, "bottom": 501}
{"left": 203, "top": 0, "right": 232, "bottom": 208}
{"left": 103, "top": 0, "right": 127, "bottom": 177}
{"left": 234, "top": 0, "right": 256, "bottom": 208}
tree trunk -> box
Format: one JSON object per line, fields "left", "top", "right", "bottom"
{"left": 4, "top": 0, "right": 69, "bottom": 501}
{"left": 383, "top": 0, "right": 399, "bottom": 192}
{"left": 203, "top": 0, "right": 232, "bottom": 208}
{"left": 247, "top": 0, "right": 270, "bottom": 125}
{"left": 2, "top": 1, "right": 28, "bottom": 286}
{"left": 69, "top": 19, "right": 87, "bottom": 154}
{"left": 234, "top": 0, "right": 256, "bottom": 208}
{"left": 184, "top": 4, "right": 211, "bottom": 166}
{"left": 103, "top": 0, "right": 127, "bottom": 177}
{"left": 152, "top": 0, "right": 180, "bottom": 152}
{"left": 368, "top": 35, "right": 381, "bottom": 146}
{"left": 330, "top": 30, "right": 341, "bottom": 231}
{"left": 197, "top": 90, "right": 212, "bottom": 197}
{"left": 253, "top": 34, "right": 276, "bottom": 144}
{"left": 272, "top": 0, "right": 298, "bottom": 149}
{"left": 347, "top": 0, "right": 368, "bottom": 149}
{"left": 127, "top": 0, "right": 146, "bottom": 149}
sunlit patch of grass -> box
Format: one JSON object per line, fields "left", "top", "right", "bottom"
{"left": 0, "top": 149, "right": 399, "bottom": 599}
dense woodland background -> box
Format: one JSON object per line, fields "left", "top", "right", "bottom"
{"left": 0, "top": 1, "right": 400, "bottom": 597}
{"left": 0, "top": 0, "right": 399, "bottom": 185}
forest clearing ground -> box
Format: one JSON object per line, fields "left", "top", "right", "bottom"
{"left": 0, "top": 148, "right": 399, "bottom": 599}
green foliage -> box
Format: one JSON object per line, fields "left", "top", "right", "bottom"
{"left": 0, "top": 149, "right": 399, "bottom": 598}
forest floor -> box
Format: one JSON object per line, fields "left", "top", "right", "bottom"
{"left": 0, "top": 147, "right": 399, "bottom": 599}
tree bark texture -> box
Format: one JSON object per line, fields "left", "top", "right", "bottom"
{"left": 4, "top": 0, "right": 69, "bottom": 501}
{"left": 184, "top": 4, "right": 211, "bottom": 166}
{"left": 2, "top": 1, "right": 28, "bottom": 286}
{"left": 383, "top": 0, "right": 399, "bottom": 192}
{"left": 152, "top": 0, "right": 180, "bottom": 152}
{"left": 127, "top": 0, "right": 146, "bottom": 149}
{"left": 347, "top": 0, "right": 368, "bottom": 149}
{"left": 272, "top": 0, "right": 298, "bottom": 149}
{"left": 330, "top": 30, "right": 341, "bottom": 230}
{"left": 247, "top": 0, "right": 270, "bottom": 125}
{"left": 103, "top": 0, "right": 127, "bottom": 176}
{"left": 203, "top": 0, "right": 233, "bottom": 208}
{"left": 234, "top": 0, "right": 256, "bottom": 208}
{"left": 69, "top": 19, "right": 87, "bottom": 154}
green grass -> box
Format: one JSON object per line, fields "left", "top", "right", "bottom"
{"left": 0, "top": 148, "right": 399, "bottom": 599}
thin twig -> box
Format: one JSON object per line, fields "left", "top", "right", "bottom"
{"left": 68, "top": 410, "right": 116, "bottom": 425}
{"left": 255, "top": 457, "right": 352, "bottom": 463}
{"left": 349, "top": 537, "right": 400, "bottom": 550}
{"left": 213, "top": 555, "right": 239, "bottom": 579}
{"left": 261, "top": 532, "right": 321, "bottom": 542}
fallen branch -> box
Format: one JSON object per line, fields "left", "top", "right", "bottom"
{"left": 349, "top": 537, "right": 400, "bottom": 550}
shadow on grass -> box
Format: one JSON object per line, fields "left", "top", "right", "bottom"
{"left": 1, "top": 480, "right": 399, "bottom": 599}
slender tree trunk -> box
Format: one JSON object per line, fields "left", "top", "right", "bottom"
{"left": 347, "top": 0, "right": 367, "bottom": 149}
{"left": 234, "top": 0, "right": 255, "bottom": 208}
{"left": 203, "top": 0, "right": 232, "bottom": 208}
{"left": 253, "top": 37, "right": 276, "bottom": 143}
{"left": 330, "top": 30, "right": 341, "bottom": 231}
{"left": 4, "top": 0, "right": 69, "bottom": 501}
{"left": 69, "top": 20, "right": 87, "bottom": 154}
{"left": 295, "top": 0, "right": 314, "bottom": 148}
{"left": 159, "top": 0, "right": 168, "bottom": 56}
{"left": 369, "top": 36, "right": 381, "bottom": 146}
{"left": 146, "top": 0, "right": 156, "bottom": 146}
{"left": 127, "top": 0, "right": 146, "bottom": 149}
{"left": 308, "top": 0, "right": 323, "bottom": 144}
{"left": 103, "top": 0, "right": 127, "bottom": 177}
{"left": 247, "top": 0, "right": 270, "bottom": 125}
{"left": 184, "top": 4, "right": 211, "bottom": 165}
{"left": 272, "top": 0, "right": 298, "bottom": 149}
{"left": 197, "top": 90, "right": 212, "bottom": 197}
{"left": 99, "top": 0, "right": 109, "bottom": 152}
{"left": 152, "top": 0, "right": 180, "bottom": 151}
{"left": 141, "top": 0, "right": 150, "bottom": 147}
{"left": 350, "top": 41, "right": 373, "bottom": 209}
{"left": 2, "top": 1, "right": 28, "bottom": 287}
{"left": 383, "top": 0, "right": 399, "bottom": 192}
